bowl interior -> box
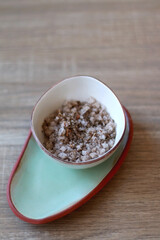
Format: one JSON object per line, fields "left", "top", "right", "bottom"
{"left": 31, "top": 76, "right": 125, "bottom": 155}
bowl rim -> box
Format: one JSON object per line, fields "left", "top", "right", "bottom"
{"left": 31, "top": 75, "right": 127, "bottom": 166}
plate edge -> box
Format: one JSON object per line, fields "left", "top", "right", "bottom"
{"left": 7, "top": 107, "right": 133, "bottom": 224}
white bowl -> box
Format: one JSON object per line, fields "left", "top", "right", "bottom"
{"left": 31, "top": 76, "right": 126, "bottom": 169}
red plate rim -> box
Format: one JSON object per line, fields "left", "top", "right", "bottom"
{"left": 7, "top": 107, "right": 133, "bottom": 224}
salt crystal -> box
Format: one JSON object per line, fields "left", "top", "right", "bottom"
{"left": 82, "top": 150, "right": 87, "bottom": 156}
{"left": 81, "top": 155, "right": 89, "bottom": 161}
{"left": 108, "top": 139, "right": 114, "bottom": 147}
{"left": 90, "top": 152, "right": 97, "bottom": 159}
{"left": 60, "top": 146, "right": 67, "bottom": 152}
{"left": 58, "top": 152, "right": 67, "bottom": 159}
{"left": 90, "top": 116, "right": 94, "bottom": 123}
{"left": 102, "top": 142, "right": 109, "bottom": 149}
{"left": 81, "top": 120, "right": 88, "bottom": 126}
{"left": 99, "top": 148, "right": 105, "bottom": 154}
{"left": 76, "top": 144, "right": 83, "bottom": 151}
{"left": 80, "top": 105, "right": 90, "bottom": 115}
{"left": 99, "top": 134, "right": 106, "bottom": 140}
{"left": 88, "top": 97, "right": 95, "bottom": 104}
{"left": 58, "top": 127, "right": 65, "bottom": 135}
{"left": 93, "top": 102, "right": 100, "bottom": 108}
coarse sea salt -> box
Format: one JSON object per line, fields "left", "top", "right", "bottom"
{"left": 42, "top": 98, "right": 116, "bottom": 162}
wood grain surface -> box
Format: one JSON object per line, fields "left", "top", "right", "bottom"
{"left": 0, "top": 0, "right": 160, "bottom": 239}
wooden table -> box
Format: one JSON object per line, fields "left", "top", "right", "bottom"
{"left": 0, "top": 0, "right": 160, "bottom": 239}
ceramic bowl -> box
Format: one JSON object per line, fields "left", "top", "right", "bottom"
{"left": 31, "top": 76, "right": 126, "bottom": 169}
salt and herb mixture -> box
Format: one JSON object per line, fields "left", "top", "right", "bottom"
{"left": 42, "top": 98, "right": 116, "bottom": 162}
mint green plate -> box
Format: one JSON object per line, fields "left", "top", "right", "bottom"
{"left": 7, "top": 109, "right": 133, "bottom": 224}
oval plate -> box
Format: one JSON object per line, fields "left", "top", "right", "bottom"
{"left": 7, "top": 107, "right": 133, "bottom": 224}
